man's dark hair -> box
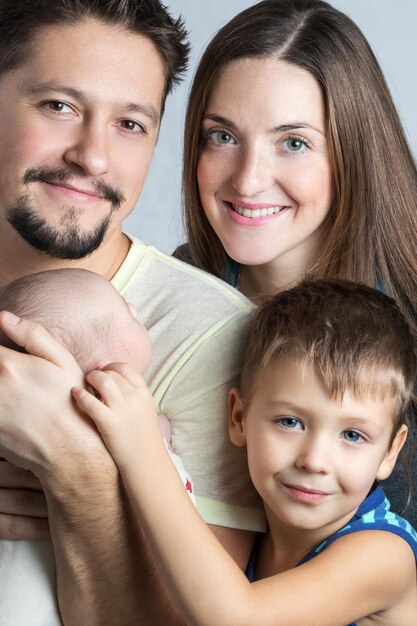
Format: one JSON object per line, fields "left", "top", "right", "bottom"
{"left": 0, "top": 0, "right": 189, "bottom": 108}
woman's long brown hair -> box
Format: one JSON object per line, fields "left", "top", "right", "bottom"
{"left": 182, "top": 0, "right": 417, "bottom": 335}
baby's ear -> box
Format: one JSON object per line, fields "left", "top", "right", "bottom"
{"left": 228, "top": 388, "right": 247, "bottom": 447}
{"left": 376, "top": 424, "right": 408, "bottom": 481}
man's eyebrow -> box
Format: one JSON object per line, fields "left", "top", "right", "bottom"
{"left": 124, "top": 102, "right": 160, "bottom": 127}
{"left": 23, "top": 82, "right": 84, "bottom": 100}
{"left": 202, "top": 114, "right": 324, "bottom": 136}
{"left": 24, "top": 82, "right": 160, "bottom": 127}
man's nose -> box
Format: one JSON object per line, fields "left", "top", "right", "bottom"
{"left": 63, "top": 119, "right": 111, "bottom": 177}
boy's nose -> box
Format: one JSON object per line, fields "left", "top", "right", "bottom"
{"left": 295, "top": 435, "right": 331, "bottom": 474}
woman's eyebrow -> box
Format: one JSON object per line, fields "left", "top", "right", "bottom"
{"left": 202, "top": 113, "right": 324, "bottom": 136}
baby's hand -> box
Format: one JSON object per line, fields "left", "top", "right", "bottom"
{"left": 72, "top": 363, "right": 160, "bottom": 469}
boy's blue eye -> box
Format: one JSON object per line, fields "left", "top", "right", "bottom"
{"left": 279, "top": 417, "right": 301, "bottom": 429}
{"left": 342, "top": 430, "right": 362, "bottom": 443}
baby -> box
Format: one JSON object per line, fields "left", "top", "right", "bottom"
{"left": 0, "top": 268, "right": 193, "bottom": 626}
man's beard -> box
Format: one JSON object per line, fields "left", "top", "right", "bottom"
{"left": 6, "top": 166, "right": 126, "bottom": 260}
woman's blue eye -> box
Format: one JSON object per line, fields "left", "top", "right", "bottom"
{"left": 214, "top": 131, "right": 234, "bottom": 144}
{"left": 279, "top": 417, "right": 301, "bottom": 429}
{"left": 284, "top": 138, "right": 306, "bottom": 152}
{"left": 342, "top": 430, "right": 362, "bottom": 443}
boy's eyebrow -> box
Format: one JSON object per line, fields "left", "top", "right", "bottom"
{"left": 265, "top": 399, "right": 310, "bottom": 415}
{"left": 265, "top": 399, "right": 387, "bottom": 433}
{"left": 339, "top": 416, "right": 385, "bottom": 433}
{"left": 23, "top": 82, "right": 160, "bottom": 127}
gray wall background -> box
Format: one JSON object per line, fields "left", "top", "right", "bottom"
{"left": 124, "top": 0, "right": 417, "bottom": 254}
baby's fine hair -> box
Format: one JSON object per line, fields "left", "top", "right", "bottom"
{"left": 0, "top": 268, "right": 124, "bottom": 372}
{"left": 241, "top": 279, "right": 416, "bottom": 436}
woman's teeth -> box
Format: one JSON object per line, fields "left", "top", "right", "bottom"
{"left": 230, "top": 203, "right": 287, "bottom": 217}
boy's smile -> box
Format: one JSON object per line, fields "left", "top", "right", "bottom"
{"left": 229, "top": 358, "right": 407, "bottom": 545}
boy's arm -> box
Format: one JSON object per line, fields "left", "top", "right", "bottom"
{"left": 75, "top": 365, "right": 416, "bottom": 626}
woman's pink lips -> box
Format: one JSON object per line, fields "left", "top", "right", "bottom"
{"left": 284, "top": 484, "right": 330, "bottom": 504}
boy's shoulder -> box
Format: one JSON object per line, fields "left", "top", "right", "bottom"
{"left": 314, "top": 525, "right": 416, "bottom": 625}
{"left": 306, "top": 487, "right": 417, "bottom": 563}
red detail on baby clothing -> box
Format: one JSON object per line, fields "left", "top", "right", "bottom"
{"left": 185, "top": 480, "right": 193, "bottom": 494}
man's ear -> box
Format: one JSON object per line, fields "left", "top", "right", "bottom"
{"left": 228, "top": 388, "right": 247, "bottom": 447}
{"left": 376, "top": 424, "right": 408, "bottom": 481}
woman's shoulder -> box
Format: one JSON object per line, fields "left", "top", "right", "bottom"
{"left": 172, "top": 243, "right": 194, "bottom": 266}
{"left": 172, "top": 242, "right": 240, "bottom": 287}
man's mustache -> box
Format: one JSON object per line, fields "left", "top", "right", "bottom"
{"left": 23, "top": 167, "right": 125, "bottom": 210}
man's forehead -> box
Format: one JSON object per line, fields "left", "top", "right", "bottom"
{"left": 11, "top": 19, "right": 165, "bottom": 114}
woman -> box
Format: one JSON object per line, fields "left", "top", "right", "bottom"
{"left": 175, "top": 0, "right": 417, "bottom": 520}
{"left": 176, "top": 0, "right": 416, "bottom": 315}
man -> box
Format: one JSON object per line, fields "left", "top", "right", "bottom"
{"left": 0, "top": 1, "right": 263, "bottom": 624}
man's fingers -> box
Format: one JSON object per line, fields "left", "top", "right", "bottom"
{"left": 0, "top": 513, "right": 50, "bottom": 540}
{"left": 0, "top": 312, "right": 79, "bottom": 370}
{"left": 0, "top": 487, "right": 48, "bottom": 518}
{"left": 0, "top": 461, "right": 42, "bottom": 490}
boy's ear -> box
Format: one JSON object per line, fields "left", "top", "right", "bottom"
{"left": 228, "top": 388, "right": 247, "bottom": 447}
{"left": 376, "top": 424, "right": 408, "bottom": 481}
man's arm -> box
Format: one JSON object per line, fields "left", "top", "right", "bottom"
{"left": 0, "top": 463, "right": 253, "bottom": 624}
{"left": 0, "top": 466, "right": 252, "bottom": 624}
{"left": 0, "top": 315, "right": 182, "bottom": 623}
{"left": 48, "top": 461, "right": 253, "bottom": 625}
{"left": 43, "top": 452, "right": 184, "bottom": 625}
{"left": 0, "top": 314, "right": 253, "bottom": 625}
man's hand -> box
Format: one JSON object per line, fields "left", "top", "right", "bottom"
{"left": 0, "top": 312, "right": 94, "bottom": 476}
{"left": 0, "top": 460, "right": 49, "bottom": 539}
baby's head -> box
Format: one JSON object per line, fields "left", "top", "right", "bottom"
{"left": 240, "top": 279, "right": 416, "bottom": 438}
{"left": 0, "top": 269, "right": 152, "bottom": 374}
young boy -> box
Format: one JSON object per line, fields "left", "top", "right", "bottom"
{"left": 75, "top": 279, "right": 417, "bottom": 626}
{"left": 0, "top": 268, "right": 194, "bottom": 625}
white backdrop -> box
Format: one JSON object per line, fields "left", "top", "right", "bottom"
{"left": 124, "top": 0, "right": 417, "bottom": 253}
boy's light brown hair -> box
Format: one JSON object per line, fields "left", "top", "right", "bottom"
{"left": 241, "top": 279, "right": 416, "bottom": 438}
